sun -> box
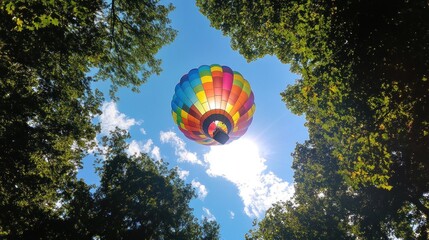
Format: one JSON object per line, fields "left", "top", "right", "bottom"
{"left": 205, "top": 138, "right": 266, "bottom": 184}
{"left": 222, "top": 138, "right": 260, "bottom": 161}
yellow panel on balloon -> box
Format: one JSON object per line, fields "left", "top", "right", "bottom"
{"left": 196, "top": 91, "right": 207, "bottom": 103}
{"left": 232, "top": 112, "right": 240, "bottom": 123}
{"left": 172, "top": 112, "right": 177, "bottom": 123}
{"left": 180, "top": 109, "right": 188, "bottom": 120}
{"left": 225, "top": 102, "right": 233, "bottom": 113}
{"left": 201, "top": 101, "right": 210, "bottom": 112}
{"left": 211, "top": 65, "right": 223, "bottom": 72}
{"left": 201, "top": 75, "right": 212, "bottom": 83}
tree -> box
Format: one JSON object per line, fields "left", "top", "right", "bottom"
{"left": 197, "top": 0, "right": 429, "bottom": 238}
{"left": 14, "top": 179, "right": 97, "bottom": 239}
{"left": 4, "top": 129, "right": 221, "bottom": 239}
{"left": 201, "top": 218, "right": 221, "bottom": 240}
{"left": 246, "top": 141, "right": 354, "bottom": 240}
{"left": 0, "top": 0, "right": 176, "bottom": 236}
{"left": 197, "top": 0, "right": 429, "bottom": 186}
{"left": 94, "top": 129, "right": 220, "bottom": 239}
{"left": 248, "top": 140, "right": 425, "bottom": 239}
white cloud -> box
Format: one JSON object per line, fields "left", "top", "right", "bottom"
{"left": 126, "top": 139, "right": 161, "bottom": 161}
{"left": 151, "top": 146, "right": 161, "bottom": 161}
{"left": 127, "top": 140, "right": 142, "bottom": 156}
{"left": 203, "top": 138, "right": 294, "bottom": 218}
{"left": 159, "top": 131, "right": 294, "bottom": 218}
{"left": 177, "top": 169, "right": 189, "bottom": 180}
{"left": 160, "top": 131, "right": 203, "bottom": 165}
{"left": 230, "top": 211, "right": 235, "bottom": 219}
{"left": 142, "top": 139, "right": 153, "bottom": 153}
{"left": 140, "top": 128, "right": 147, "bottom": 135}
{"left": 96, "top": 102, "right": 162, "bottom": 161}
{"left": 202, "top": 207, "right": 216, "bottom": 221}
{"left": 99, "top": 101, "right": 137, "bottom": 134}
{"left": 192, "top": 180, "right": 208, "bottom": 200}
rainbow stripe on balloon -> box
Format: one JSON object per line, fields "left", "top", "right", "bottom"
{"left": 171, "top": 64, "right": 256, "bottom": 145}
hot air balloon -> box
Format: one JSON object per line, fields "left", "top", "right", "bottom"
{"left": 171, "top": 64, "right": 255, "bottom": 145}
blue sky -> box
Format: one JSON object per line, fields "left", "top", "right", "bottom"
{"left": 79, "top": 1, "right": 308, "bottom": 239}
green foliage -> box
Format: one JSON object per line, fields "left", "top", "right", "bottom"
{"left": 246, "top": 142, "right": 354, "bottom": 240}
{"left": 0, "top": 1, "right": 101, "bottom": 234}
{"left": 94, "top": 0, "right": 177, "bottom": 97}
{"left": 94, "top": 130, "right": 205, "bottom": 239}
{"left": 0, "top": 0, "right": 98, "bottom": 31}
{"left": 247, "top": 141, "right": 427, "bottom": 239}
{"left": 198, "top": 0, "right": 429, "bottom": 238}
{"left": 94, "top": 129, "right": 220, "bottom": 239}
{"left": 201, "top": 218, "right": 221, "bottom": 240}
{"left": 0, "top": 129, "right": 221, "bottom": 239}
{"left": 0, "top": 0, "right": 176, "bottom": 237}
{"left": 0, "top": 0, "right": 177, "bottom": 97}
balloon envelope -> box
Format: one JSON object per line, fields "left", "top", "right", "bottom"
{"left": 171, "top": 64, "right": 255, "bottom": 145}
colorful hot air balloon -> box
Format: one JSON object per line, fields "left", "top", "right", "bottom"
{"left": 171, "top": 64, "right": 256, "bottom": 145}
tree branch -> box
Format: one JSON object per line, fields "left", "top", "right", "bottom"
{"left": 409, "top": 195, "right": 429, "bottom": 218}
{"left": 111, "top": 0, "right": 115, "bottom": 44}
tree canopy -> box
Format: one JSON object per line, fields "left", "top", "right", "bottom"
{"left": 198, "top": 0, "right": 429, "bottom": 238}
{"left": 0, "top": 0, "right": 180, "bottom": 237}
{"left": 3, "top": 0, "right": 428, "bottom": 238}
{"left": 7, "top": 129, "right": 220, "bottom": 239}
{"left": 93, "top": 130, "right": 220, "bottom": 240}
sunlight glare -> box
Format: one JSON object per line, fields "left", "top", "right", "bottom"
{"left": 205, "top": 138, "right": 266, "bottom": 184}
{"left": 204, "top": 137, "right": 294, "bottom": 217}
